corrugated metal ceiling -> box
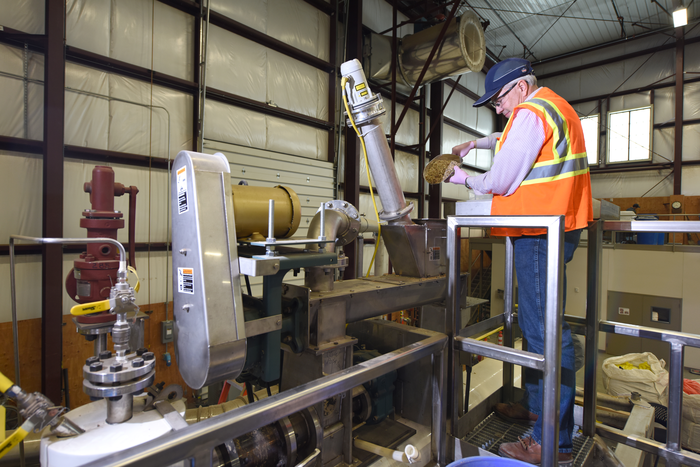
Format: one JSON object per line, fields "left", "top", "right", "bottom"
{"left": 460, "top": 0, "right": 698, "bottom": 61}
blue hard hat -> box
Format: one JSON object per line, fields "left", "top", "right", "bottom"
{"left": 473, "top": 58, "right": 534, "bottom": 107}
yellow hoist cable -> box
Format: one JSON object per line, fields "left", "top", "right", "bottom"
{"left": 341, "top": 77, "right": 382, "bottom": 278}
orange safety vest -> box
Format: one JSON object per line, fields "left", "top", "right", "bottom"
{"left": 490, "top": 87, "right": 593, "bottom": 237}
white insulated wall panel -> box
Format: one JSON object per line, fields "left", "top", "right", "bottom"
{"left": 64, "top": 63, "right": 110, "bottom": 150}
{"left": 476, "top": 107, "right": 496, "bottom": 136}
{"left": 0, "top": 151, "right": 43, "bottom": 240}
{"left": 108, "top": 76, "right": 193, "bottom": 158}
{"left": 608, "top": 92, "right": 650, "bottom": 112}
{"left": 110, "top": 0, "right": 154, "bottom": 70}
{"left": 0, "top": 0, "right": 45, "bottom": 34}
{"left": 153, "top": 3, "right": 194, "bottom": 81}
{"left": 654, "top": 87, "right": 675, "bottom": 124}
{"left": 686, "top": 42, "right": 700, "bottom": 73}
{"left": 362, "top": 0, "right": 412, "bottom": 36}
{"left": 67, "top": 0, "right": 193, "bottom": 81}
{"left": 267, "top": 50, "right": 328, "bottom": 120}
{"left": 0, "top": 44, "right": 44, "bottom": 141}
{"left": 653, "top": 127, "right": 674, "bottom": 163}
{"left": 385, "top": 103, "right": 419, "bottom": 146}
{"left": 203, "top": 99, "right": 267, "bottom": 148}
{"left": 683, "top": 81, "right": 700, "bottom": 121}
{"left": 444, "top": 92, "right": 476, "bottom": 129}
{"left": 683, "top": 124, "right": 700, "bottom": 161}
{"left": 268, "top": 0, "right": 330, "bottom": 61}
{"left": 66, "top": 0, "right": 111, "bottom": 57}
{"left": 210, "top": 0, "right": 267, "bottom": 34}
{"left": 207, "top": 25, "right": 267, "bottom": 102}
{"left": 395, "top": 151, "right": 418, "bottom": 193}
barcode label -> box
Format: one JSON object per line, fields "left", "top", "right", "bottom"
{"left": 178, "top": 267, "right": 194, "bottom": 294}
{"left": 176, "top": 167, "right": 189, "bottom": 214}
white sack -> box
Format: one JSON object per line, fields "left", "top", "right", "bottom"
{"left": 602, "top": 352, "right": 669, "bottom": 405}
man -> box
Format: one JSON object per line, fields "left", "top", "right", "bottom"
{"left": 447, "top": 58, "right": 592, "bottom": 466}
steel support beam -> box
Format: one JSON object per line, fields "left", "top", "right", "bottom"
{"left": 42, "top": 0, "right": 66, "bottom": 404}
{"left": 342, "top": 0, "right": 362, "bottom": 280}
{"left": 428, "top": 81, "right": 444, "bottom": 219}
{"left": 674, "top": 28, "right": 684, "bottom": 195}
{"left": 327, "top": 0, "right": 337, "bottom": 163}
{"left": 208, "top": 10, "right": 332, "bottom": 72}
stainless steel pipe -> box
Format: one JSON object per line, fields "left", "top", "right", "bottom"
{"left": 81, "top": 332, "right": 448, "bottom": 467}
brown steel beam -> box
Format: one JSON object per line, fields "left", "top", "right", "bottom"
{"left": 193, "top": 2, "right": 201, "bottom": 151}
{"left": 206, "top": 86, "right": 332, "bottom": 130}
{"left": 674, "top": 28, "right": 684, "bottom": 195}
{"left": 537, "top": 34, "right": 700, "bottom": 81}
{"left": 208, "top": 10, "right": 333, "bottom": 72}
{"left": 394, "top": 1, "right": 461, "bottom": 134}
{"left": 445, "top": 78, "right": 481, "bottom": 102}
{"left": 42, "top": 0, "right": 65, "bottom": 404}
{"left": 66, "top": 46, "right": 197, "bottom": 94}
{"left": 65, "top": 146, "right": 171, "bottom": 170}
{"left": 343, "top": 0, "right": 362, "bottom": 280}
{"left": 567, "top": 75, "right": 700, "bottom": 106}
{"left": 303, "top": 0, "right": 334, "bottom": 15}
{"left": 157, "top": 0, "right": 198, "bottom": 15}
{"left": 0, "top": 135, "right": 43, "bottom": 154}
{"left": 443, "top": 116, "right": 487, "bottom": 138}
{"left": 327, "top": 0, "right": 337, "bottom": 163}
{"left": 0, "top": 27, "right": 46, "bottom": 51}
{"left": 428, "top": 82, "right": 444, "bottom": 218}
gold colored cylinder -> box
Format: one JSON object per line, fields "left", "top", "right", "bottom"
{"left": 231, "top": 185, "right": 301, "bottom": 240}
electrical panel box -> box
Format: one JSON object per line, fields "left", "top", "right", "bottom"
{"left": 162, "top": 320, "right": 174, "bottom": 344}
{"left": 606, "top": 291, "right": 682, "bottom": 363}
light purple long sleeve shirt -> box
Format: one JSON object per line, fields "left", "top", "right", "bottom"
{"left": 467, "top": 89, "right": 546, "bottom": 196}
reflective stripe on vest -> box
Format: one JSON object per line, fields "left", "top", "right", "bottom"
{"left": 515, "top": 97, "right": 589, "bottom": 185}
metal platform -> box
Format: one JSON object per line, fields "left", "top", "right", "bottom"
{"left": 462, "top": 413, "right": 595, "bottom": 466}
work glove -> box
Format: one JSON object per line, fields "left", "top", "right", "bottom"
{"left": 447, "top": 167, "right": 468, "bottom": 185}
{"left": 452, "top": 141, "right": 476, "bottom": 159}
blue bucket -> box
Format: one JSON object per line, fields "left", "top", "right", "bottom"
{"left": 636, "top": 215, "right": 664, "bottom": 245}
{"left": 448, "top": 457, "right": 531, "bottom": 467}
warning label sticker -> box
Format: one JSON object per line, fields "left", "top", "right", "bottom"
{"left": 360, "top": 91, "right": 368, "bottom": 97}
{"left": 178, "top": 267, "right": 194, "bottom": 294}
{"left": 176, "top": 167, "right": 188, "bottom": 214}
{"left": 429, "top": 247, "right": 440, "bottom": 261}
{"left": 355, "top": 82, "right": 366, "bottom": 91}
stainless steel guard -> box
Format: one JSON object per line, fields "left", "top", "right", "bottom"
{"left": 171, "top": 150, "right": 246, "bottom": 389}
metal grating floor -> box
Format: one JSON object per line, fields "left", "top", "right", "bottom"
{"left": 463, "top": 413, "right": 595, "bottom": 467}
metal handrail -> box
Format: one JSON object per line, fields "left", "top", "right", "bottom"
{"left": 81, "top": 331, "right": 448, "bottom": 467}
{"left": 447, "top": 215, "right": 565, "bottom": 467}
{"left": 594, "top": 220, "right": 700, "bottom": 467}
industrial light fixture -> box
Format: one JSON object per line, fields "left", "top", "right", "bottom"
{"left": 673, "top": 7, "right": 688, "bottom": 27}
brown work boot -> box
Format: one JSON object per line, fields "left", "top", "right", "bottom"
{"left": 494, "top": 402, "right": 538, "bottom": 426}
{"left": 498, "top": 436, "right": 573, "bottom": 466}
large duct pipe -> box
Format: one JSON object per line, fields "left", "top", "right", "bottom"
{"left": 365, "top": 10, "right": 485, "bottom": 88}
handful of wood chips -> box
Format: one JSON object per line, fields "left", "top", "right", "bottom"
{"left": 424, "top": 154, "right": 461, "bottom": 184}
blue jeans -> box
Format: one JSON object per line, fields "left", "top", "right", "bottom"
{"left": 514, "top": 229, "right": 581, "bottom": 453}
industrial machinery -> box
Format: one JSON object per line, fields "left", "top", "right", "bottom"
{"left": 3, "top": 17, "right": 492, "bottom": 467}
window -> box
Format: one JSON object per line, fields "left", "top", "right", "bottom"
{"left": 607, "top": 106, "right": 652, "bottom": 163}
{"left": 579, "top": 114, "right": 599, "bottom": 165}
